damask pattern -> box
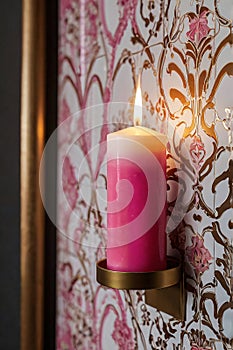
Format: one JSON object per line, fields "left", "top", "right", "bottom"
{"left": 57, "top": 1, "right": 233, "bottom": 349}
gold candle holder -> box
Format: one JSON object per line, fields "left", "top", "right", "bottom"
{"left": 96, "top": 256, "right": 185, "bottom": 321}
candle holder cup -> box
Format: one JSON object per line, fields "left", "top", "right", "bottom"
{"left": 96, "top": 256, "right": 185, "bottom": 321}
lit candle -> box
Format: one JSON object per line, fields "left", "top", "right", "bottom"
{"left": 107, "top": 85, "right": 167, "bottom": 272}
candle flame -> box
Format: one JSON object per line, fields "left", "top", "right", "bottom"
{"left": 134, "top": 74, "right": 142, "bottom": 126}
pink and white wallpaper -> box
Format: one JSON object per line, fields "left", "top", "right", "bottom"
{"left": 57, "top": 0, "right": 233, "bottom": 349}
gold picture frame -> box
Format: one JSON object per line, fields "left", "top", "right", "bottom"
{"left": 20, "top": 1, "right": 57, "bottom": 349}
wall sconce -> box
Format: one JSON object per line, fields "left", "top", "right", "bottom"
{"left": 96, "top": 256, "right": 185, "bottom": 321}
{"left": 96, "top": 80, "right": 186, "bottom": 322}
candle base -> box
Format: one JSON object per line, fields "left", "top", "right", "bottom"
{"left": 96, "top": 256, "right": 186, "bottom": 321}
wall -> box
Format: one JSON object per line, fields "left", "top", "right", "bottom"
{"left": 57, "top": 1, "right": 233, "bottom": 349}
{"left": 0, "top": 1, "right": 21, "bottom": 349}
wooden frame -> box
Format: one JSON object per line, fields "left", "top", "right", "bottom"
{"left": 20, "top": 1, "right": 57, "bottom": 349}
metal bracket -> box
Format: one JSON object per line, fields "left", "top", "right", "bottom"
{"left": 145, "top": 270, "right": 185, "bottom": 321}
{"left": 96, "top": 256, "right": 186, "bottom": 321}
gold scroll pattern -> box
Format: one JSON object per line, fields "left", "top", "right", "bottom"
{"left": 57, "top": 0, "right": 233, "bottom": 349}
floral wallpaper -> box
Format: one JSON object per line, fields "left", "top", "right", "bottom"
{"left": 57, "top": 0, "right": 233, "bottom": 349}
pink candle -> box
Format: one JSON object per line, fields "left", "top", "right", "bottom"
{"left": 107, "top": 126, "right": 167, "bottom": 272}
